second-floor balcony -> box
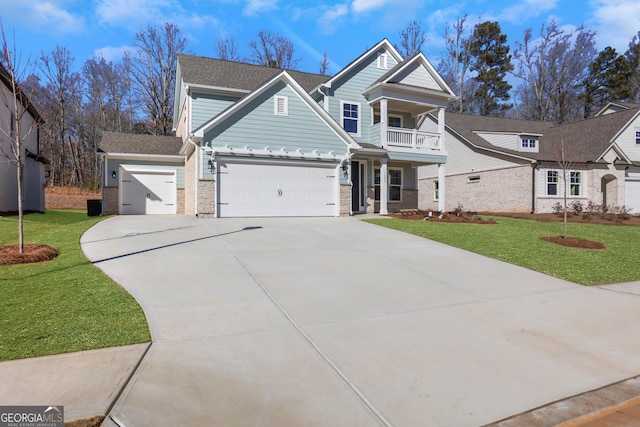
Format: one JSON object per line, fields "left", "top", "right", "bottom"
{"left": 369, "top": 123, "right": 441, "bottom": 153}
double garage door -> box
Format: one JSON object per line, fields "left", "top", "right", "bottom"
{"left": 120, "top": 170, "right": 176, "bottom": 215}
{"left": 217, "top": 161, "right": 338, "bottom": 217}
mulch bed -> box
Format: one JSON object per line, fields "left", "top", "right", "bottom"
{"left": 387, "top": 211, "right": 496, "bottom": 224}
{"left": 540, "top": 236, "right": 606, "bottom": 250}
{"left": 0, "top": 244, "right": 58, "bottom": 265}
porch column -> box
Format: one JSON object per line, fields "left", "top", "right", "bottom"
{"left": 380, "top": 158, "right": 388, "bottom": 214}
{"left": 438, "top": 163, "right": 446, "bottom": 212}
{"left": 438, "top": 107, "right": 446, "bottom": 152}
{"left": 380, "top": 99, "right": 388, "bottom": 148}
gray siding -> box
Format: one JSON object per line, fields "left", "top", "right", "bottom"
{"left": 328, "top": 47, "right": 398, "bottom": 145}
{"left": 395, "top": 62, "right": 440, "bottom": 91}
{"left": 202, "top": 82, "right": 349, "bottom": 154}
{"left": 613, "top": 114, "right": 640, "bottom": 162}
{"left": 192, "top": 92, "right": 240, "bottom": 131}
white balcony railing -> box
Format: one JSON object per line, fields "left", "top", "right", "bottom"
{"left": 385, "top": 128, "right": 441, "bottom": 151}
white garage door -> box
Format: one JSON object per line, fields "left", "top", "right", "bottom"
{"left": 626, "top": 180, "right": 640, "bottom": 215}
{"left": 120, "top": 170, "right": 177, "bottom": 215}
{"left": 217, "top": 161, "right": 338, "bottom": 217}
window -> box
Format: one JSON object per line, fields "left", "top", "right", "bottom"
{"left": 388, "top": 116, "right": 402, "bottom": 128}
{"left": 521, "top": 138, "right": 537, "bottom": 148}
{"left": 434, "top": 180, "right": 439, "bottom": 201}
{"left": 389, "top": 169, "right": 402, "bottom": 202}
{"left": 468, "top": 175, "right": 480, "bottom": 183}
{"left": 341, "top": 102, "right": 360, "bottom": 135}
{"left": 570, "top": 171, "right": 581, "bottom": 196}
{"left": 373, "top": 167, "right": 402, "bottom": 202}
{"left": 377, "top": 53, "right": 387, "bottom": 69}
{"left": 274, "top": 95, "right": 288, "bottom": 116}
{"left": 636, "top": 130, "right": 640, "bottom": 144}
{"left": 547, "top": 171, "right": 558, "bottom": 196}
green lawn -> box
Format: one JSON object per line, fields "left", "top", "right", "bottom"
{"left": 365, "top": 216, "right": 640, "bottom": 285}
{"left": 0, "top": 210, "right": 150, "bottom": 361}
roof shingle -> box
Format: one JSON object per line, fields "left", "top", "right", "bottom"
{"left": 99, "top": 132, "right": 183, "bottom": 156}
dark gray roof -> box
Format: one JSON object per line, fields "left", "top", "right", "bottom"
{"left": 443, "top": 108, "right": 640, "bottom": 163}
{"left": 538, "top": 107, "right": 640, "bottom": 162}
{"left": 178, "top": 54, "right": 330, "bottom": 93}
{"left": 99, "top": 132, "right": 182, "bottom": 156}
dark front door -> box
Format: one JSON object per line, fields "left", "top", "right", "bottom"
{"left": 351, "top": 161, "right": 360, "bottom": 212}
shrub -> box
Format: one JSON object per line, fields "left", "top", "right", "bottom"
{"left": 570, "top": 200, "right": 584, "bottom": 216}
{"left": 453, "top": 203, "right": 464, "bottom": 216}
{"left": 552, "top": 202, "right": 564, "bottom": 215}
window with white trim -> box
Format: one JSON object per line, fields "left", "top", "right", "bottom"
{"left": 521, "top": 137, "right": 537, "bottom": 148}
{"left": 373, "top": 114, "right": 402, "bottom": 127}
{"left": 377, "top": 53, "right": 387, "bottom": 69}
{"left": 570, "top": 171, "right": 581, "bottom": 196}
{"left": 389, "top": 168, "right": 402, "bottom": 202}
{"left": 341, "top": 101, "right": 360, "bottom": 135}
{"left": 274, "top": 95, "right": 288, "bottom": 116}
{"left": 547, "top": 171, "right": 558, "bottom": 196}
{"left": 635, "top": 129, "right": 640, "bottom": 144}
{"left": 373, "top": 167, "right": 402, "bottom": 202}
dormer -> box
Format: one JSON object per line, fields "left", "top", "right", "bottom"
{"left": 518, "top": 134, "right": 541, "bottom": 153}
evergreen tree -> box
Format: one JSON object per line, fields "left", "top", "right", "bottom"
{"left": 468, "top": 21, "right": 514, "bottom": 116}
{"left": 581, "top": 47, "right": 633, "bottom": 117}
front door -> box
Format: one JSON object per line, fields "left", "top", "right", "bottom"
{"left": 351, "top": 161, "right": 366, "bottom": 213}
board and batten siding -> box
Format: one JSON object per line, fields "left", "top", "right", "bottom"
{"left": 612, "top": 114, "right": 640, "bottom": 162}
{"left": 191, "top": 92, "right": 241, "bottom": 131}
{"left": 328, "top": 48, "right": 398, "bottom": 144}
{"left": 202, "top": 81, "right": 349, "bottom": 155}
{"left": 106, "top": 159, "right": 185, "bottom": 188}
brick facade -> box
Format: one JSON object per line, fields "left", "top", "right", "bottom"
{"left": 102, "top": 187, "right": 118, "bottom": 214}
{"left": 339, "top": 184, "right": 350, "bottom": 216}
{"left": 197, "top": 180, "right": 216, "bottom": 217}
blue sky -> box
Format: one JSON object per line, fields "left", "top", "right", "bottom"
{"left": 1, "top": 0, "right": 639, "bottom": 76}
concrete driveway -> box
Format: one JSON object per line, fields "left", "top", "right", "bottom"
{"left": 81, "top": 216, "right": 640, "bottom": 426}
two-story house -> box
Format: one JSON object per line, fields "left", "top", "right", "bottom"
{"left": 100, "top": 39, "right": 456, "bottom": 217}
{"left": 0, "top": 63, "right": 46, "bottom": 213}
{"left": 418, "top": 103, "right": 640, "bottom": 214}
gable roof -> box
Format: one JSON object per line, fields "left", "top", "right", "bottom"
{"left": 595, "top": 101, "right": 640, "bottom": 117}
{"left": 314, "top": 39, "right": 402, "bottom": 93}
{"left": 371, "top": 53, "right": 456, "bottom": 99}
{"left": 178, "top": 54, "right": 330, "bottom": 93}
{"left": 192, "top": 70, "right": 359, "bottom": 151}
{"left": 99, "top": 132, "right": 183, "bottom": 156}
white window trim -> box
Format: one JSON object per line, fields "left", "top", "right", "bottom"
{"left": 569, "top": 171, "right": 582, "bottom": 196}
{"left": 545, "top": 169, "right": 584, "bottom": 197}
{"left": 635, "top": 128, "right": 640, "bottom": 145}
{"left": 274, "top": 95, "right": 288, "bottom": 116}
{"left": 388, "top": 167, "right": 402, "bottom": 203}
{"left": 372, "top": 113, "right": 403, "bottom": 127}
{"left": 340, "top": 100, "right": 361, "bottom": 137}
{"left": 546, "top": 170, "right": 559, "bottom": 196}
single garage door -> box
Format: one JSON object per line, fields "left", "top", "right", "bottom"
{"left": 217, "top": 161, "right": 338, "bottom": 217}
{"left": 120, "top": 170, "right": 177, "bottom": 215}
{"left": 626, "top": 180, "right": 640, "bottom": 214}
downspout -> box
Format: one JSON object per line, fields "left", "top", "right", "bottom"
{"left": 532, "top": 161, "right": 538, "bottom": 214}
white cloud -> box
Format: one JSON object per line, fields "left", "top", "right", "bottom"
{"left": 242, "top": 0, "right": 279, "bottom": 17}
{"left": 500, "top": 0, "right": 558, "bottom": 23}
{"left": 93, "top": 45, "right": 132, "bottom": 62}
{"left": 317, "top": 4, "right": 349, "bottom": 35}
{"left": 2, "top": 1, "right": 85, "bottom": 35}
{"left": 351, "top": 0, "right": 390, "bottom": 13}
{"left": 589, "top": 0, "right": 640, "bottom": 51}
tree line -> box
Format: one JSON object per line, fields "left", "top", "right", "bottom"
{"left": 2, "top": 18, "right": 639, "bottom": 190}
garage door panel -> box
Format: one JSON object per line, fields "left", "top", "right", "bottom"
{"left": 626, "top": 180, "right": 640, "bottom": 214}
{"left": 120, "top": 170, "right": 176, "bottom": 215}
{"left": 218, "top": 161, "right": 337, "bottom": 218}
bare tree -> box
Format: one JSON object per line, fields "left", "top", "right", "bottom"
{"left": 249, "top": 30, "right": 299, "bottom": 69}
{"left": 513, "top": 22, "right": 596, "bottom": 124}
{"left": 0, "top": 22, "right": 43, "bottom": 252}
{"left": 438, "top": 15, "right": 473, "bottom": 112}
{"left": 396, "top": 21, "right": 426, "bottom": 58}
{"left": 216, "top": 35, "right": 241, "bottom": 62}
{"left": 556, "top": 136, "right": 575, "bottom": 239}
{"left": 319, "top": 51, "right": 330, "bottom": 75}
{"left": 129, "top": 23, "right": 187, "bottom": 135}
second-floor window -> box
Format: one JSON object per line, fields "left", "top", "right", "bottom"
{"left": 341, "top": 101, "right": 360, "bottom": 136}
{"left": 521, "top": 138, "right": 537, "bottom": 148}
{"left": 635, "top": 130, "right": 640, "bottom": 144}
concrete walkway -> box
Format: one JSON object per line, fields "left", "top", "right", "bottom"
{"left": 77, "top": 215, "right": 640, "bottom": 426}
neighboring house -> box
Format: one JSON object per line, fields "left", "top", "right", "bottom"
{"left": 418, "top": 103, "right": 640, "bottom": 214}
{"left": 99, "top": 39, "right": 456, "bottom": 217}
{"left": 0, "top": 63, "right": 46, "bottom": 213}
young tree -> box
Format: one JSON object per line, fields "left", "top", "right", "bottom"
{"left": 0, "top": 23, "right": 43, "bottom": 253}
{"left": 319, "top": 51, "right": 330, "bottom": 75}
{"left": 215, "top": 35, "right": 241, "bottom": 62}
{"left": 438, "top": 15, "right": 473, "bottom": 112}
{"left": 249, "top": 30, "right": 299, "bottom": 69}
{"left": 396, "top": 21, "right": 426, "bottom": 58}
{"left": 513, "top": 22, "right": 596, "bottom": 124}
{"left": 129, "top": 23, "right": 187, "bottom": 135}
{"left": 468, "top": 21, "right": 514, "bottom": 116}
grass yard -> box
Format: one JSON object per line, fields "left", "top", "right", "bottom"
{"left": 0, "top": 210, "right": 150, "bottom": 361}
{"left": 365, "top": 216, "right": 640, "bottom": 285}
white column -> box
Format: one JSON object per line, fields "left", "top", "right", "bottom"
{"left": 380, "top": 99, "right": 388, "bottom": 148}
{"left": 380, "top": 158, "right": 388, "bottom": 214}
{"left": 438, "top": 163, "right": 446, "bottom": 213}
{"left": 438, "top": 107, "right": 446, "bottom": 152}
